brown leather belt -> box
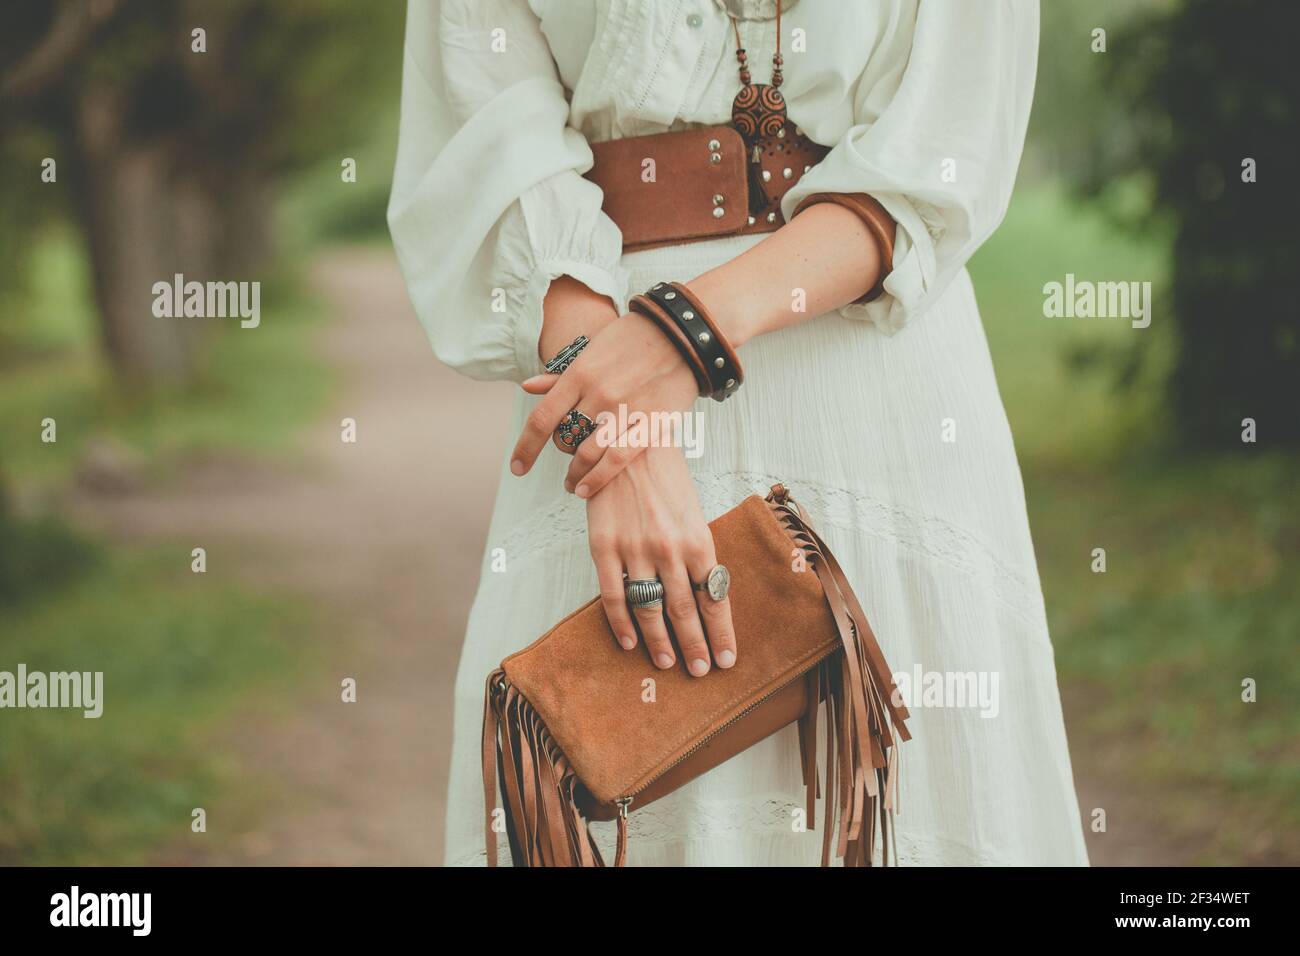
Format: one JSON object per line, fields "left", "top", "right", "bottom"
{"left": 584, "top": 124, "right": 830, "bottom": 253}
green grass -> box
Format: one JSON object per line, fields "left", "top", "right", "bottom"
{"left": 971, "top": 179, "right": 1173, "bottom": 466}
{"left": 0, "top": 228, "right": 335, "bottom": 863}
{"left": 0, "top": 547, "right": 320, "bottom": 864}
{"left": 971, "top": 182, "right": 1300, "bottom": 863}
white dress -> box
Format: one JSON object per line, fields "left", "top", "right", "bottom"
{"left": 388, "top": 0, "right": 1089, "bottom": 866}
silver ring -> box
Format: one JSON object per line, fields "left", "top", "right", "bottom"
{"left": 691, "top": 564, "right": 730, "bottom": 602}
{"left": 556, "top": 409, "right": 596, "bottom": 450}
{"left": 544, "top": 335, "right": 589, "bottom": 374}
{"left": 624, "top": 577, "right": 664, "bottom": 610}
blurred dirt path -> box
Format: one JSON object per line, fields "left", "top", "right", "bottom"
{"left": 75, "top": 246, "right": 513, "bottom": 864}
{"left": 73, "top": 245, "right": 1180, "bottom": 866}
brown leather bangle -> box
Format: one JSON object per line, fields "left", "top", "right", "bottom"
{"left": 628, "top": 294, "right": 712, "bottom": 397}
{"left": 670, "top": 283, "right": 743, "bottom": 403}
{"left": 792, "top": 192, "right": 896, "bottom": 304}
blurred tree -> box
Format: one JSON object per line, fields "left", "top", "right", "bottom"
{"left": 1080, "top": 0, "right": 1299, "bottom": 448}
{"left": 1026, "top": 0, "right": 1170, "bottom": 182}
{"left": 0, "top": 0, "right": 403, "bottom": 389}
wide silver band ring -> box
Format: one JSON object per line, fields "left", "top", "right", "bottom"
{"left": 556, "top": 409, "right": 596, "bottom": 450}
{"left": 624, "top": 577, "right": 665, "bottom": 610}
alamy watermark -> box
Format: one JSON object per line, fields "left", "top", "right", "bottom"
{"left": 1042, "top": 273, "right": 1152, "bottom": 329}
{"left": 891, "top": 664, "right": 1000, "bottom": 718}
{"left": 50, "top": 886, "right": 150, "bottom": 936}
{"left": 0, "top": 664, "right": 103, "bottom": 718}
{"left": 590, "top": 405, "right": 703, "bottom": 459}
{"left": 151, "top": 273, "right": 260, "bottom": 328}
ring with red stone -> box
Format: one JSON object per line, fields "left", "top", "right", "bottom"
{"left": 556, "top": 409, "right": 596, "bottom": 451}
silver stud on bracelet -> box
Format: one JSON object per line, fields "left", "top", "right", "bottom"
{"left": 726, "top": 378, "right": 736, "bottom": 388}
{"left": 714, "top": 357, "right": 725, "bottom": 369}
{"left": 664, "top": 291, "right": 677, "bottom": 299}
{"left": 698, "top": 332, "right": 710, "bottom": 344}
{"left": 747, "top": 216, "right": 756, "bottom": 226}
{"left": 710, "top": 152, "right": 722, "bottom": 164}
{"left": 761, "top": 169, "right": 772, "bottom": 183}
{"left": 708, "top": 138, "right": 721, "bottom": 151}
{"left": 782, "top": 167, "right": 793, "bottom": 180}
{"left": 712, "top": 194, "right": 725, "bottom": 206}
{"left": 712, "top": 207, "right": 725, "bottom": 219}
{"left": 766, "top": 211, "right": 777, "bottom": 223}
{"left": 683, "top": 310, "right": 694, "bottom": 319}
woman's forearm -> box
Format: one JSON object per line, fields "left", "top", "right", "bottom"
{"left": 686, "top": 201, "right": 886, "bottom": 349}
{"left": 538, "top": 198, "right": 883, "bottom": 368}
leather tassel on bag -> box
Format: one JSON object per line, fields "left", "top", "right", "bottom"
{"left": 481, "top": 484, "right": 910, "bottom": 867}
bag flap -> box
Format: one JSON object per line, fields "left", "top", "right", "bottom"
{"left": 500, "top": 493, "right": 839, "bottom": 805}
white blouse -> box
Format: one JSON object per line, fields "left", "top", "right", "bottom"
{"left": 388, "top": 0, "right": 1038, "bottom": 383}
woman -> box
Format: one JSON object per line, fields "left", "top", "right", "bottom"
{"left": 389, "top": 0, "right": 1089, "bottom": 866}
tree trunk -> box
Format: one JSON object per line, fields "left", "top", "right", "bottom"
{"left": 73, "top": 87, "right": 220, "bottom": 391}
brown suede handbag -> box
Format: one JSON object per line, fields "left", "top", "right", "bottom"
{"left": 482, "top": 483, "right": 911, "bottom": 867}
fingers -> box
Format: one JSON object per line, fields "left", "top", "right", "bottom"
{"left": 626, "top": 559, "right": 676, "bottom": 671}
{"left": 592, "top": 535, "right": 637, "bottom": 651}
{"left": 565, "top": 440, "right": 645, "bottom": 498}
{"left": 658, "top": 563, "right": 712, "bottom": 678}
{"left": 564, "top": 429, "right": 607, "bottom": 491}
{"left": 520, "top": 373, "right": 559, "bottom": 395}
{"left": 684, "top": 540, "right": 737, "bottom": 670}
{"left": 511, "top": 374, "right": 581, "bottom": 475}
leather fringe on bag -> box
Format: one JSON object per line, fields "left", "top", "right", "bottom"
{"left": 482, "top": 485, "right": 910, "bottom": 867}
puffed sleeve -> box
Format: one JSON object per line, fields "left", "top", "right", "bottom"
{"left": 387, "top": 0, "right": 627, "bottom": 383}
{"left": 781, "top": 1, "right": 1038, "bottom": 334}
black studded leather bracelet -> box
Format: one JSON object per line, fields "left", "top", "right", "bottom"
{"left": 638, "top": 282, "right": 743, "bottom": 403}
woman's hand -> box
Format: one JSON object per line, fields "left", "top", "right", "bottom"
{"left": 512, "top": 310, "right": 700, "bottom": 494}
{"left": 522, "top": 203, "right": 886, "bottom": 495}
{"left": 536, "top": 276, "right": 618, "bottom": 372}
{"left": 586, "top": 444, "right": 736, "bottom": 677}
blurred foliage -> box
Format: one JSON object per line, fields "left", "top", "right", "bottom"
{"left": 280, "top": 99, "right": 401, "bottom": 248}
{"left": 970, "top": 181, "right": 1171, "bottom": 466}
{"left": 1030, "top": 455, "right": 1300, "bottom": 864}
{"left": 0, "top": 233, "right": 334, "bottom": 484}
{"left": 0, "top": 0, "right": 405, "bottom": 385}
{"left": 0, "top": 509, "right": 100, "bottom": 608}
{"left": 1025, "top": 0, "right": 1174, "bottom": 183}
{"left": 0, "top": 548, "right": 320, "bottom": 864}
{"left": 972, "top": 183, "right": 1300, "bottom": 865}
{"left": 1074, "top": 0, "right": 1300, "bottom": 448}
{"left": 0, "top": 231, "right": 332, "bottom": 860}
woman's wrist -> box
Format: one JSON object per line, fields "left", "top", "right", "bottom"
{"left": 682, "top": 270, "right": 766, "bottom": 350}
{"left": 538, "top": 275, "right": 620, "bottom": 365}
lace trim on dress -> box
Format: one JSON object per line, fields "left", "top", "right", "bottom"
{"left": 493, "top": 470, "right": 1047, "bottom": 630}
{"left": 448, "top": 790, "right": 1006, "bottom": 867}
